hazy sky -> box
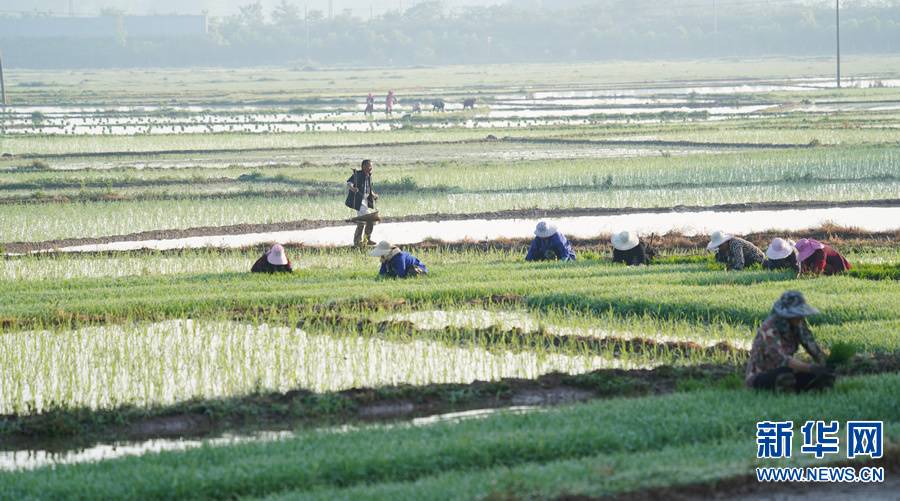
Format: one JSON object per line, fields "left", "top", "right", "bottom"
{"left": 0, "top": 0, "right": 518, "bottom": 18}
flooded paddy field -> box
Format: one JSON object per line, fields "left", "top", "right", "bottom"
{"left": 2, "top": 60, "right": 900, "bottom": 498}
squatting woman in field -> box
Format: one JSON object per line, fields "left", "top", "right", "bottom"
{"left": 745, "top": 290, "right": 833, "bottom": 393}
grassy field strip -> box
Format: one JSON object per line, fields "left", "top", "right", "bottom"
{"left": 384, "top": 309, "right": 752, "bottom": 350}
{"left": 2, "top": 259, "right": 898, "bottom": 347}
{"left": 0, "top": 319, "right": 639, "bottom": 415}
{"left": 4, "top": 246, "right": 893, "bottom": 283}
{"left": 290, "top": 426, "right": 900, "bottom": 501}
{"left": 1, "top": 375, "right": 896, "bottom": 500}
{"left": 3, "top": 146, "right": 896, "bottom": 192}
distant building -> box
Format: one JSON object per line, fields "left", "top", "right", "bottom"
{"left": 0, "top": 15, "right": 207, "bottom": 39}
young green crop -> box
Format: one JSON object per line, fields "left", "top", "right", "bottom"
{"left": 1, "top": 373, "right": 897, "bottom": 500}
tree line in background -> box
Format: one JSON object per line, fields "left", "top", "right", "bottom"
{"left": 3, "top": 0, "right": 899, "bottom": 69}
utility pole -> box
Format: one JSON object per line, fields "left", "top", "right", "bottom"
{"left": 836, "top": 0, "right": 841, "bottom": 88}
{"left": 714, "top": 0, "right": 718, "bottom": 57}
{"left": 257, "top": 0, "right": 261, "bottom": 25}
{"left": 329, "top": 0, "right": 333, "bottom": 20}
{"left": 69, "top": 0, "right": 74, "bottom": 17}
{"left": 0, "top": 48, "right": 6, "bottom": 110}
{"left": 305, "top": 5, "right": 310, "bottom": 53}
{"left": 0, "top": 48, "right": 6, "bottom": 108}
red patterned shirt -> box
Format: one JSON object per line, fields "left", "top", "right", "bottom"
{"left": 744, "top": 317, "right": 826, "bottom": 389}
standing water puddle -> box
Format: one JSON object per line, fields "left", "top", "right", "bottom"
{"left": 51, "top": 206, "right": 900, "bottom": 252}
{"left": 0, "top": 406, "right": 539, "bottom": 471}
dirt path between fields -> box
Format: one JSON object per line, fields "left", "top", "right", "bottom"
{"left": 5, "top": 199, "right": 900, "bottom": 254}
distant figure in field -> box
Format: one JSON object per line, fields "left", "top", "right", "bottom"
{"left": 364, "top": 93, "right": 375, "bottom": 114}
{"left": 763, "top": 237, "right": 800, "bottom": 276}
{"left": 707, "top": 230, "right": 765, "bottom": 271}
{"left": 795, "top": 238, "right": 851, "bottom": 276}
{"left": 610, "top": 231, "right": 655, "bottom": 266}
{"left": 369, "top": 241, "right": 427, "bottom": 278}
{"left": 526, "top": 221, "right": 576, "bottom": 262}
{"left": 251, "top": 244, "right": 293, "bottom": 273}
{"left": 412, "top": 102, "right": 422, "bottom": 113}
{"left": 745, "top": 290, "right": 833, "bottom": 393}
{"left": 385, "top": 91, "right": 398, "bottom": 115}
{"left": 432, "top": 100, "right": 445, "bottom": 112}
{"left": 463, "top": 98, "right": 477, "bottom": 109}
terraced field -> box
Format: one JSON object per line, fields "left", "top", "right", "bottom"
{"left": 1, "top": 57, "right": 899, "bottom": 500}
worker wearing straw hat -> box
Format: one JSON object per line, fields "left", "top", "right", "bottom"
{"left": 250, "top": 244, "right": 293, "bottom": 273}
{"left": 745, "top": 290, "right": 833, "bottom": 393}
{"left": 707, "top": 230, "right": 764, "bottom": 271}
{"left": 762, "top": 237, "right": 800, "bottom": 276}
{"left": 795, "top": 238, "right": 851, "bottom": 276}
{"left": 526, "top": 221, "right": 576, "bottom": 262}
{"left": 610, "top": 231, "right": 655, "bottom": 266}
{"left": 369, "top": 241, "right": 427, "bottom": 278}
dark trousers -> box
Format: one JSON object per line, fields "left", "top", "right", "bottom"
{"left": 353, "top": 221, "right": 374, "bottom": 245}
{"left": 753, "top": 367, "right": 832, "bottom": 393}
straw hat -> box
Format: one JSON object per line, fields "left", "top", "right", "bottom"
{"left": 267, "top": 244, "right": 288, "bottom": 265}
{"left": 368, "top": 240, "right": 394, "bottom": 257}
{"left": 772, "top": 290, "right": 820, "bottom": 318}
{"left": 795, "top": 238, "right": 825, "bottom": 262}
{"left": 534, "top": 221, "right": 557, "bottom": 238}
{"left": 766, "top": 237, "right": 794, "bottom": 260}
{"left": 611, "top": 231, "right": 640, "bottom": 251}
{"left": 706, "top": 230, "right": 734, "bottom": 251}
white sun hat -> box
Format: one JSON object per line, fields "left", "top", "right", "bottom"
{"left": 534, "top": 221, "right": 557, "bottom": 238}
{"left": 611, "top": 231, "right": 640, "bottom": 251}
{"left": 368, "top": 240, "right": 393, "bottom": 257}
{"left": 706, "top": 230, "right": 734, "bottom": 251}
{"left": 267, "top": 244, "right": 288, "bottom": 265}
{"left": 766, "top": 237, "right": 794, "bottom": 260}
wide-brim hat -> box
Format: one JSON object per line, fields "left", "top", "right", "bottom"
{"left": 368, "top": 240, "right": 393, "bottom": 257}
{"left": 611, "top": 231, "right": 640, "bottom": 251}
{"left": 795, "top": 238, "right": 825, "bottom": 262}
{"left": 706, "top": 230, "right": 734, "bottom": 251}
{"left": 766, "top": 237, "right": 794, "bottom": 260}
{"left": 534, "top": 221, "right": 557, "bottom": 238}
{"left": 267, "top": 244, "right": 288, "bottom": 265}
{"left": 772, "top": 290, "right": 820, "bottom": 318}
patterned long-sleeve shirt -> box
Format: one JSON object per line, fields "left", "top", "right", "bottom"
{"left": 763, "top": 249, "right": 801, "bottom": 275}
{"left": 745, "top": 317, "right": 827, "bottom": 389}
{"left": 715, "top": 237, "right": 765, "bottom": 270}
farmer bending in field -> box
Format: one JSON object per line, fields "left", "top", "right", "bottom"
{"left": 795, "top": 238, "right": 851, "bottom": 276}
{"left": 610, "top": 231, "right": 656, "bottom": 266}
{"left": 345, "top": 159, "right": 379, "bottom": 248}
{"left": 745, "top": 290, "right": 834, "bottom": 393}
{"left": 763, "top": 237, "right": 800, "bottom": 276}
{"left": 250, "top": 244, "right": 293, "bottom": 273}
{"left": 526, "top": 221, "right": 576, "bottom": 262}
{"left": 707, "top": 230, "right": 764, "bottom": 271}
{"left": 369, "top": 241, "right": 427, "bottom": 278}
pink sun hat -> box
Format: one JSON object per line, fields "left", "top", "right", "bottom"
{"left": 794, "top": 238, "right": 825, "bottom": 262}
{"left": 267, "top": 244, "right": 288, "bottom": 265}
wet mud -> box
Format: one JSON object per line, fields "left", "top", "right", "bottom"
{"left": 5, "top": 199, "right": 900, "bottom": 254}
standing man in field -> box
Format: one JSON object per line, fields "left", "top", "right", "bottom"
{"left": 346, "top": 159, "right": 379, "bottom": 248}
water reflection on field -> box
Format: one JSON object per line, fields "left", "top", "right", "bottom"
{"left": 0, "top": 407, "right": 539, "bottom": 471}
{"left": 0, "top": 320, "right": 639, "bottom": 416}
{"left": 4, "top": 77, "right": 896, "bottom": 135}
{"left": 52, "top": 206, "right": 900, "bottom": 252}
